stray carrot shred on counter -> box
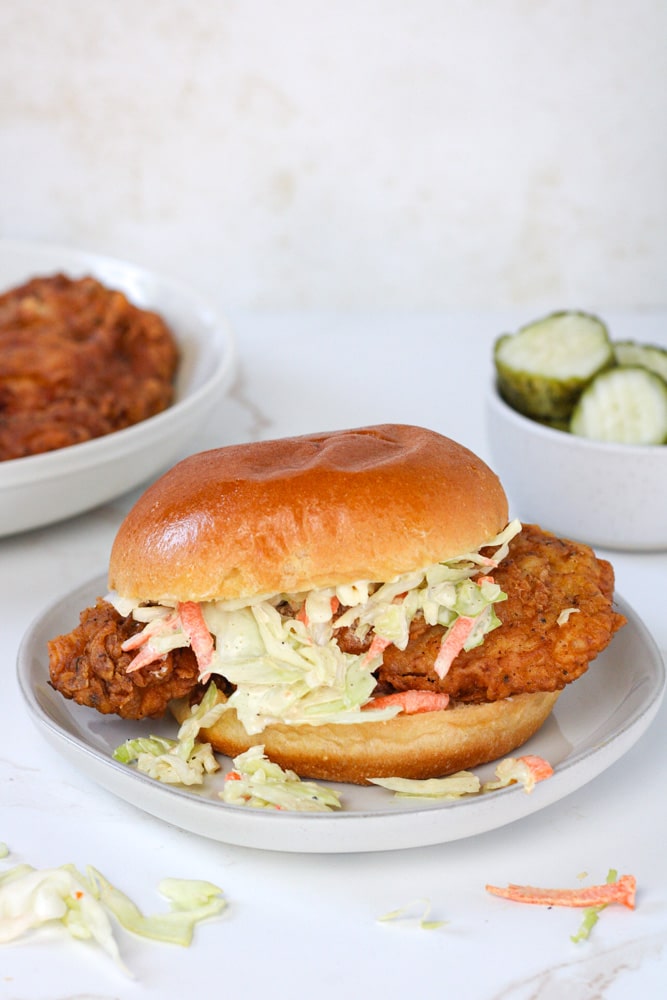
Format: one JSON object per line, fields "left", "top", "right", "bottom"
{"left": 485, "top": 874, "right": 636, "bottom": 909}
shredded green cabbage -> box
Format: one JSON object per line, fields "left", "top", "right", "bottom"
{"left": 89, "top": 868, "right": 226, "bottom": 946}
{"left": 570, "top": 869, "right": 618, "bottom": 943}
{"left": 377, "top": 897, "right": 447, "bottom": 929}
{"left": 220, "top": 746, "right": 342, "bottom": 812}
{"left": 0, "top": 864, "right": 129, "bottom": 973}
{"left": 370, "top": 754, "right": 554, "bottom": 800}
{"left": 368, "top": 772, "right": 481, "bottom": 799}
{"left": 113, "top": 683, "right": 224, "bottom": 784}
{"left": 0, "top": 859, "right": 225, "bottom": 974}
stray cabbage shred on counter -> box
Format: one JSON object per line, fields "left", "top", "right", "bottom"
{"left": 0, "top": 855, "right": 225, "bottom": 976}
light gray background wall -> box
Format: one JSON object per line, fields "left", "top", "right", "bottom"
{"left": 1, "top": 1, "right": 665, "bottom": 311}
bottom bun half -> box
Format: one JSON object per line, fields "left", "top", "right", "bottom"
{"left": 171, "top": 689, "right": 560, "bottom": 785}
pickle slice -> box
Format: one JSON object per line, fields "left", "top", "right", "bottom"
{"left": 494, "top": 312, "right": 614, "bottom": 421}
{"left": 614, "top": 340, "right": 667, "bottom": 383}
{"left": 570, "top": 366, "right": 667, "bottom": 445}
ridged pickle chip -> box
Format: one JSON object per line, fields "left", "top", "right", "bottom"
{"left": 613, "top": 340, "right": 667, "bottom": 384}
{"left": 571, "top": 366, "right": 667, "bottom": 445}
{"left": 494, "top": 311, "right": 614, "bottom": 422}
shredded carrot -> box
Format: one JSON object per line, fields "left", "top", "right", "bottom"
{"left": 121, "top": 630, "right": 151, "bottom": 652}
{"left": 125, "top": 642, "right": 167, "bottom": 673}
{"left": 364, "top": 690, "right": 450, "bottom": 714}
{"left": 123, "top": 610, "right": 181, "bottom": 670}
{"left": 433, "top": 615, "right": 475, "bottom": 679}
{"left": 486, "top": 874, "right": 636, "bottom": 910}
{"left": 518, "top": 755, "right": 554, "bottom": 782}
{"left": 225, "top": 771, "right": 242, "bottom": 781}
{"left": 121, "top": 610, "right": 180, "bottom": 652}
{"left": 481, "top": 754, "right": 554, "bottom": 794}
{"left": 361, "top": 633, "right": 392, "bottom": 666}
{"left": 178, "top": 601, "right": 215, "bottom": 679}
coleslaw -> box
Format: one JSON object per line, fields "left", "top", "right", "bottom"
{"left": 110, "top": 520, "right": 521, "bottom": 736}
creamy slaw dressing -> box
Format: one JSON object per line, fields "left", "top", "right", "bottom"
{"left": 110, "top": 520, "right": 521, "bottom": 736}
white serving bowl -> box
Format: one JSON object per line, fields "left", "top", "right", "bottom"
{"left": 0, "top": 239, "right": 236, "bottom": 536}
{"left": 485, "top": 383, "right": 667, "bottom": 551}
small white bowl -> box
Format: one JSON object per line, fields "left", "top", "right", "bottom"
{"left": 485, "top": 383, "right": 667, "bottom": 551}
{"left": 0, "top": 240, "right": 236, "bottom": 536}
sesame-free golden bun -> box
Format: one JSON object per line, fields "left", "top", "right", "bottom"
{"left": 109, "top": 423, "right": 509, "bottom": 603}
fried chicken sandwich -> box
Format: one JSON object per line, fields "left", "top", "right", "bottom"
{"left": 48, "top": 424, "right": 626, "bottom": 784}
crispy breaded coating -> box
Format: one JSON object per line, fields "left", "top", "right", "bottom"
{"left": 48, "top": 599, "right": 199, "bottom": 719}
{"left": 0, "top": 273, "right": 178, "bottom": 460}
{"left": 377, "top": 524, "right": 626, "bottom": 702}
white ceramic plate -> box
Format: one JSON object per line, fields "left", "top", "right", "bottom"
{"left": 0, "top": 240, "right": 236, "bottom": 536}
{"left": 17, "top": 576, "right": 665, "bottom": 854}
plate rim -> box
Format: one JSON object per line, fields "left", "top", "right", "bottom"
{"left": 16, "top": 576, "right": 666, "bottom": 852}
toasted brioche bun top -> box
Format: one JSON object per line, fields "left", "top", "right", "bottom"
{"left": 109, "top": 424, "right": 508, "bottom": 603}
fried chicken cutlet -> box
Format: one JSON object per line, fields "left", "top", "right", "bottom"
{"left": 0, "top": 273, "right": 179, "bottom": 460}
{"left": 376, "top": 523, "right": 626, "bottom": 702}
{"left": 48, "top": 524, "right": 625, "bottom": 720}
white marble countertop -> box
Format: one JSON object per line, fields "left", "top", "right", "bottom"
{"left": 2, "top": 310, "right": 666, "bottom": 999}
